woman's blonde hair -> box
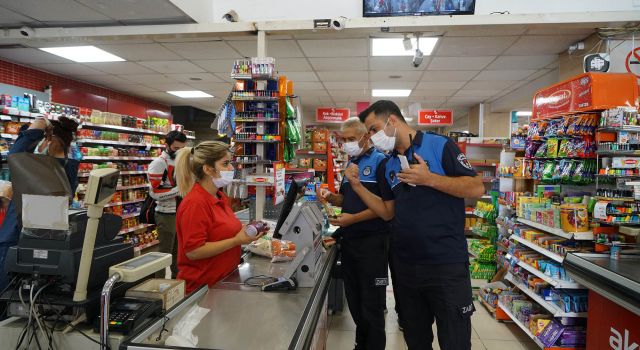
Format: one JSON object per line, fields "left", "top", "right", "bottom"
{"left": 175, "top": 141, "right": 231, "bottom": 196}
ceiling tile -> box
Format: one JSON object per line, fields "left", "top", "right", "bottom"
{"left": 274, "top": 58, "right": 312, "bottom": 71}
{"left": 2, "top": 1, "right": 110, "bottom": 22}
{"left": 435, "top": 36, "right": 519, "bottom": 56}
{"left": 107, "top": 84, "right": 158, "bottom": 93}
{"left": 474, "top": 70, "right": 537, "bottom": 81}
{"left": 421, "top": 70, "right": 479, "bottom": 82}
{"left": 33, "top": 63, "right": 108, "bottom": 76}
{"left": 227, "top": 40, "right": 304, "bottom": 58}
{"left": 370, "top": 81, "right": 415, "bottom": 89}
{"left": 138, "top": 60, "right": 205, "bottom": 74}
{"left": 214, "top": 73, "right": 236, "bottom": 83}
{"left": 155, "top": 36, "right": 221, "bottom": 43}
{"left": 84, "top": 62, "right": 155, "bottom": 75}
{"left": 316, "top": 71, "right": 369, "bottom": 82}
{"left": 279, "top": 71, "right": 318, "bottom": 82}
{"left": 96, "top": 43, "right": 181, "bottom": 61}
{"left": 428, "top": 56, "right": 495, "bottom": 71}
{"left": 525, "top": 28, "right": 594, "bottom": 36}
{"left": 463, "top": 80, "right": 518, "bottom": 90}
{"left": 527, "top": 69, "right": 556, "bottom": 81}
{"left": 370, "top": 71, "right": 421, "bottom": 82}
{"left": 297, "top": 90, "right": 329, "bottom": 97}
{"left": 415, "top": 81, "right": 466, "bottom": 90}
{"left": 485, "top": 55, "right": 558, "bottom": 70}
{"left": 309, "top": 57, "right": 368, "bottom": 71}
{"left": 0, "top": 48, "right": 71, "bottom": 64}
{"left": 162, "top": 41, "right": 240, "bottom": 60}
{"left": 504, "top": 35, "right": 588, "bottom": 55}
{"left": 165, "top": 73, "right": 223, "bottom": 83}
{"left": 79, "top": 74, "right": 137, "bottom": 86}
{"left": 328, "top": 89, "right": 368, "bottom": 98}
{"left": 119, "top": 74, "right": 178, "bottom": 84}
{"left": 411, "top": 89, "right": 458, "bottom": 97}
{"left": 369, "top": 57, "right": 427, "bottom": 71}
{"left": 0, "top": 6, "right": 37, "bottom": 26}
{"left": 76, "top": 0, "right": 187, "bottom": 20}
{"left": 142, "top": 83, "right": 194, "bottom": 91}
{"left": 324, "top": 82, "right": 369, "bottom": 90}
{"left": 293, "top": 82, "right": 325, "bottom": 90}
{"left": 298, "top": 39, "right": 367, "bottom": 57}
{"left": 186, "top": 82, "right": 233, "bottom": 91}
{"left": 192, "top": 59, "right": 236, "bottom": 73}
{"left": 454, "top": 89, "right": 503, "bottom": 97}
{"left": 407, "top": 96, "right": 448, "bottom": 104}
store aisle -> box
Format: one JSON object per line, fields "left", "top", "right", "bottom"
{"left": 326, "top": 287, "right": 540, "bottom": 350}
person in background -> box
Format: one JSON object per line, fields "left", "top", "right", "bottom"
{"left": 0, "top": 117, "right": 79, "bottom": 293}
{"left": 346, "top": 100, "right": 484, "bottom": 350}
{"left": 147, "top": 131, "right": 186, "bottom": 278}
{"left": 318, "top": 118, "right": 390, "bottom": 350}
{"left": 174, "top": 141, "right": 264, "bottom": 294}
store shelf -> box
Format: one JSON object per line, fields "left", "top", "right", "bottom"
{"left": 598, "top": 125, "right": 640, "bottom": 133}
{"left": 230, "top": 74, "right": 276, "bottom": 81}
{"left": 83, "top": 156, "right": 155, "bottom": 161}
{"left": 119, "top": 224, "right": 154, "bottom": 235}
{"left": 81, "top": 122, "right": 168, "bottom": 136}
{"left": 497, "top": 301, "right": 545, "bottom": 349}
{"left": 510, "top": 235, "right": 564, "bottom": 263}
{"left": 516, "top": 260, "right": 582, "bottom": 289}
{"left": 76, "top": 139, "right": 164, "bottom": 147}
{"left": 104, "top": 198, "right": 146, "bottom": 208}
{"left": 505, "top": 273, "right": 587, "bottom": 318}
{"left": 516, "top": 218, "right": 594, "bottom": 240}
{"left": 117, "top": 184, "right": 148, "bottom": 191}
{"left": 231, "top": 97, "right": 279, "bottom": 102}
{"left": 0, "top": 108, "right": 43, "bottom": 119}
{"left": 285, "top": 168, "right": 316, "bottom": 173}
{"left": 595, "top": 174, "right": 640, "bottom": 179}
{"left": 596, "top": 150, "right": 640, "bottom": 156}
{"left": 120, "top": 211, "right": 141, "bottom": 219}
{"left": 78, "top": 170, "right": 148, "bottom": 178}
{"left": 595, "top": 196, "right": 636, "bottom": 203}
{"left": 134, "top": 240, "right": 160, "bottom": 252}
{"left": 465, "top": 143, "right": 504, "bottom": 148}
{"left": 234, "top": 119, "right": 280, "bottom": 123}
{"left": 234, "top": 139, "right": 279, "bottom": 143}
{"left": 593, "top": 219, "right": 640, "bottom": 226}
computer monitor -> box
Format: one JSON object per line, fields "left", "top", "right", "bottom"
{"left": 273, "top": 178, "right": 307, "bottom": 238}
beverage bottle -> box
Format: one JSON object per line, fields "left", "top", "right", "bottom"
{"left": 246, "top": 221, "right": 268, "bottom": 237}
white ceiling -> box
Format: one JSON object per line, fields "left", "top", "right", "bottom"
{"left": 0, "top": 24, "right": 596, "bottom": 124}
{"left": 0, "top": 0, "right": 193, "bottom": 27}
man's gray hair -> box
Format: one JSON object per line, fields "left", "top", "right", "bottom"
{"left": 341, "top": 117, "right": 367, "bottom": 136}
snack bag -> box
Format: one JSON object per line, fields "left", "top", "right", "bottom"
{"left": 546, "top": 138, "right": 559, "bottom": 158}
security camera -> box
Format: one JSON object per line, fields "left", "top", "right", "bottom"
{"left": 223, "top": 10, "right": 238, "bottom": 22}
{"left": 331, "top": 16, "right": 346, "bottom": 31}
{"left": 19, "top": 26, "right": 35, "bottom": 38}
{"left": 412, "top": 49, "right": 424, "bottom": 68}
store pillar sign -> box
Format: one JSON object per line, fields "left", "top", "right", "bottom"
{"left": 316, "top": 108, "right": 350, "bottom": 123}
{"left": 418, "top": 110, "right": 453, "bottom": 126}
{"left": 584, "top": 53, "right": 610, "bottom": 73}
{"left": 273, "top": 162, "right": 286, "bottom": 205}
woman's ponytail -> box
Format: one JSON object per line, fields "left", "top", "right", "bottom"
{"left": 175, "top": 147, "right": 194, "bottom": 197}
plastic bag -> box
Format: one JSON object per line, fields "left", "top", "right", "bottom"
{"left": 247, "top": 237, "right": 297, "bottom": 262}
{"left": 164, "top": 304, "right": 210, "bottom": 347}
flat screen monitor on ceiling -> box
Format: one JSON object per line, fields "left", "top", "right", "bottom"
{"left": 364, "top": 0, "right": 475, "bottom": 17}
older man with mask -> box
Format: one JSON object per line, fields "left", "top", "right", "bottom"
{"left": 318, "top": 118, "right": 391, "bottom": 350}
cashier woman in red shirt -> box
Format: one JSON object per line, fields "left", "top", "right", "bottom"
{"left": 175, "top": 141, "right": 265, "bottom": 294}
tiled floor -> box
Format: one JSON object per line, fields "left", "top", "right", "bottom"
{"left": 327, "top": 287, "right": 539, "bottom": 350}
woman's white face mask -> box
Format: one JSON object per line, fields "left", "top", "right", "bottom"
{"left": 370, "top": 118, "right": 397, "bottom": 153}
{"left": 212, "top": 170, "right": 234, "bottom": 188}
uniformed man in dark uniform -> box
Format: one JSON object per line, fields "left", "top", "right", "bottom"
{"left": 319, "top": 118, "right": 390, "bottom": 350}
{"left": 346, "top": 100, "right": 485, "bottom": 350}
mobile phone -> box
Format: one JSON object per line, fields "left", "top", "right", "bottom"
{"left": 398, "top": 155, "right": 416, "bottom": 187}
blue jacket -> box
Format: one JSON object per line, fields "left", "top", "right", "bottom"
{"left": 0, "top": 127, "right": 79, "bottom": 244}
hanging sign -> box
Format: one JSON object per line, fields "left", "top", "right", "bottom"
{"left": 584, "top": 53, "right": 610, "bottom": 73}
{"left": 418, "top": 110, "right": 453, "bottom": 126}
{"left": 273, "top": 162, "right": 286, "bottom": 205}
{"left": 625, "top": 47, "right": 640, "bottom": 79}
{"left": 316, "top": 108, "right": 350, "bottom": 123}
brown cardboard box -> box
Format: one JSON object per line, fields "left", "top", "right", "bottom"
{"left": 126, "top": 279, "right": 185, "bottom": 310}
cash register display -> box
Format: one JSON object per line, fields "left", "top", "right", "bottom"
{"left": 96, "top": 174, "right": 118, "bottom": 203}
{"left": 117, "top": 254, "right": 158, "bottom": 270}
{"left": 274, "top": 179, "right": 306, "bottom": 238}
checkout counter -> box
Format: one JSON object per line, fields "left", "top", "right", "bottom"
{"left": 564, "top": 253, "right": 640, "bottom": 350}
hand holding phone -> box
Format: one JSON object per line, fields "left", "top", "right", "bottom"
{"left": 398, "top": 155, "right": 416, "bottom": 187}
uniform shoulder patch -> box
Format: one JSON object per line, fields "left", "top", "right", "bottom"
{"left": 362, "top": 166, "right": 372, "bottom": 176}
{"left": 457, "top": 153, "right": 473, "bottom": 170}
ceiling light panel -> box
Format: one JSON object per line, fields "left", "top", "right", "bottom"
{"left": 167, "top": 90, "right": 213, "bottom": 98}
{"left": 372, "top": 89, "right": 412, "bottom": 97}
{"left": 39, "top": 46, "right": 125, "bottom": 63}
{"left": 371, "top": 38, "right": 438, "bottom": 56}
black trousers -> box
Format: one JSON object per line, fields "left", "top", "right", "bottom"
{"left": 393, "top": 257, "right": 475, "bottom": 350}
{"left": 341, "top": 233, "right": 389, "bottom": 350}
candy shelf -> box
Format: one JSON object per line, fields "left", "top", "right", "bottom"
{"left": 505, "top": 274, "right": 587, "bottom": 318}
{"left": 76, "top": 139, "right": 164, "bottom": 147}
{"left": 119, "top": 224, "right": 154, "bottom": 235}
{"left": 516, "top": 260, "right": 582, "bottom": 289}
{"left": 231, "top": 97, "right": 279, "bottom": 102}
{"left": 83, "top": 156, "right": 155, "bottom": 161}
{"left": 104, "top": 198, "right": 146, "bottom": 208}
{"left": 497, "top": 302, "right": 546, "bottom": 349}
{"left": 234, "top": 139, "right": 280, "bottom": 144}
{"left": 234, "top": 118, "right": 280, "bottom": 123}
{"left": 594, "top": 196, "right": 636, "bottom": 203}
{"left": 117, "top": 184, "right": 149, "bottom": 191}
{"left": 120, "top": 211, "right": 142, "bottom": 220}
{"left": 510, "top": 235, "right": 564, "bottom": 263}
{"left": 134, "top": 240, "right": 160, "bottom": 253}
{"left": 78, "top": 170, "right": 147, "bottom": 178}
{"left": 516, "top": 218, "right": 594, "bottom": 240}
{"left": 81, "top": 122, "right": 168, "bottom": 136}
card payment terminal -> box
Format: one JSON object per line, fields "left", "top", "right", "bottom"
{"left": 95, "top": 297, "right": 162, "bottom": 335}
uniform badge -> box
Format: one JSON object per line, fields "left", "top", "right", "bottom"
{"left": 362, "top": 166, "right": 372, "bottom": 176}
{"left": 389, "top": 171, "right": 396, "bottom": 182}
{"left": 457, "top": 153, "right": 473, "bottom": 170}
